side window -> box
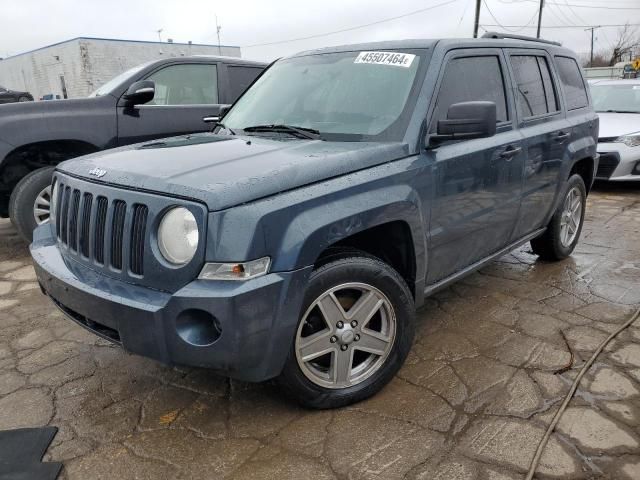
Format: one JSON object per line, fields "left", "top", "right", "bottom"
{"left": 227, "top": 66, "right": 263, "bottom": 102}
{"left": 555, "top": 56, "right": 588, "bottom": 110}
{"left": 511, "top": 55, "right": 556, "bottom": 118}
{"left": 537, "top": 57, "right": 558, "bottom": 113}
{"left": 430, "top": 56, "right": 508, "bottom": 132}
{"left": 145, "top": 64, "right": 218, "bottom": 106}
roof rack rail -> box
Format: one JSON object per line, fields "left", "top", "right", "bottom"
{"left": 481, "top": 31, "right": 562, "bottom": 47}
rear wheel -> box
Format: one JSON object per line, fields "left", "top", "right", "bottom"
{"left": 278, "top": 254, "right": 415, "bottom": 409}
{"left": 9, "top": 167, "right": 55, "bottom": 242}
{"left": 530, "top": 174, "right": 586, "bottom": 261}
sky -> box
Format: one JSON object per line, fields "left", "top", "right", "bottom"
{"left": 1, "top": 0, "right": 640, "bottom": 62}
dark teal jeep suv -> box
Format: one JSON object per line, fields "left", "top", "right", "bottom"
{"left": 31, "top": 33, "right": 598, "bottom": 408}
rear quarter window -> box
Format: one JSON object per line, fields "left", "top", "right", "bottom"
{"left": 555, "top": 56, "right": 589, "bottom": 110}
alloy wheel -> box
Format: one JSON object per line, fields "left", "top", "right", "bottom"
{"left": 559, "top": 186, "right": 582, "bottom": 247}
{"left": 295, "top": 282, "right": 396, "bottom": 389}
{"left": 33, "top": 185, "right": 52, "bottom": 225}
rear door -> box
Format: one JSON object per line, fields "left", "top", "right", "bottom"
{"left": 220, "top": 64, "right": 265, "bottom": 104}
{"left": 116, "top": 62, "right": 222, "bottom": 145}
{"left": 426, "top": 49, "right": 525, "bottom": 284}
{"left": 506, "top": 50, "right": 569, "bottom": 239}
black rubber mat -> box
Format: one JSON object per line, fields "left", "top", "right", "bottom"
{"left": 0, "top": 427, "right": 61, "bottom": 480}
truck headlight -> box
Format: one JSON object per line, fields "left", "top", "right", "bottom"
{"left": 615, "top": 132, "right": 640, "bottom": 147}
{"left": 157, "top": 207, "right": 199, "bottom": 265}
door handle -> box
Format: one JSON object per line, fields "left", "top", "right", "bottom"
{"left": 203, "top": 116, "right": 220, "bottom": 123}
{"left": 554, "top": 131, "right": 570, "bottom": 142}
{"left": 499, "top": 146, "right": 522, "bottom": 160}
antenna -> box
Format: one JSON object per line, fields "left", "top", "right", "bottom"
{"left": 215, "top": 15, "right": 222, "bottom": 55}
{"left": 156, "top": 28, "right": 163, "bottom": 42}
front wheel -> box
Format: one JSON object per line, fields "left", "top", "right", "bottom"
{"left": 278, "top": 254, "right": 415, "bottom": 409}
{"left": 530, "top": 174, "right": 587, "bottom": 261}
{"left": 9, "top": 167, "right": 55, "bottom": 242}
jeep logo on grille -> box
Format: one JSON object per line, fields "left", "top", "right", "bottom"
{"left": 88, "top": 167, "right": 107, "bottom": 178}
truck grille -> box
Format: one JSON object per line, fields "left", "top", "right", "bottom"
{"left": 55, "top": 181, "right": 149, "bottom": 276}
{"left": 596, "top": 153, "right": 620, "bottom": 179}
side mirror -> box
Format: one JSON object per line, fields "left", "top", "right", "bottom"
{"left": 430, "top": 101, "right": 497, "bottom": 145}
{"left": 123, "top": 80, "right": 155, "bottom": 105}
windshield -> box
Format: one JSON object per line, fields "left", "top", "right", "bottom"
{"left": 591, "top": 84, "right": 640, "bottom": 113}
{"left": 221, "top": 50, "right": 426, "bottom": 141}
{"left": 88, "top": 61, "right": 153, "bottom": 98}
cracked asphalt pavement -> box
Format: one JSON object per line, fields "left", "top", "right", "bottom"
{"left": 0, "top": 183, "right": 639, "bottom": 479}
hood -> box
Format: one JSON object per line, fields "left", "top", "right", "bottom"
{"left": 58, "top": 134, "right": 410, "bottom": 211}
{"left": 0, "top": 96, "right": 109, "bottom": 145}
{"left": 0, "top": 96, "right": 99, "bottom": 115}
{"left": 597, "top": 112, "right": 640, "bottom": 139}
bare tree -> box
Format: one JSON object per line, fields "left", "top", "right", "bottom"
{"left": 608, "top": 24, "right": 640, "bottom": 66}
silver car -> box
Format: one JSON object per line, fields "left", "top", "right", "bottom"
{"left": 590, "top": 79, "right": 640, "bottom": 181}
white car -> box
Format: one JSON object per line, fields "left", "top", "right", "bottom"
{"left": 590, "top": 79, "right": 640, "bottom": 181}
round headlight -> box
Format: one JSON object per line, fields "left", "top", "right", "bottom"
{"left": 157, "top": 207, "right": 199, "bottom": 265}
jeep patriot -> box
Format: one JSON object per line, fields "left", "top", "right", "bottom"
{"left": 31, "top": 33, "right": 599, "bottom": 408}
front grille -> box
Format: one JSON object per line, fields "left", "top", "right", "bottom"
{"left": 596, "top": 153, "right": 620, "bottom": 179}
{"left": 79, "top": 193, "right": 92, "bottom": 258}
{"left": 110, "top": 200, "right": 126, "bottom": 270}
{"left": 94, "top": 196, "right": 108, "bottom": 265}
{"left": 130, "top": 205, "right": 148, "bottom": 276}
{"left": 55, "top": 182, "right": 149, "bottom": 276}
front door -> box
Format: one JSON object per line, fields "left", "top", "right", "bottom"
{"left": 425, "top": 49, "right": 524, "bottom": 284}
{"left": 117, "top": 62, "right": 222, "bottom": 146}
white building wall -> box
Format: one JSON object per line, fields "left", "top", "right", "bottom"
{"left": 0, "top": 38, "right": 241, "bottom": 100}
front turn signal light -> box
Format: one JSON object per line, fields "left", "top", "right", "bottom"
{"left": 198, "top": 257, "right": 271, "bottom": 281}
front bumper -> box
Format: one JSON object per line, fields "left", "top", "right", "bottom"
{"left": 596, "top": 143, "right": 640, "bottom": 181}
{"left": 31, "top": 227, "right": 312, "bottom": 382}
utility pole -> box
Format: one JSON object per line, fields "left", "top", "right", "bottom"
{"left": 473, "top": 0, "right": 481, "bottom": 38}
{"left": 536, "top": 0, "right": 544, "bottom": 38}
{"left": 585, "top": 26, "right": 600, "bottom": 67}
{"left": 156, "top": 28, "right": 163, "bottom": 42}
{"left": 215, "top": 15, "right": 222, "bottom": 55}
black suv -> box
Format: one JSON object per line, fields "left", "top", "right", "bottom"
{"left": 0, "top": 56, "right": 266, "bottom": 240}
{"left": 0, "top": 86, "right": 33, "bottom": 104}
{"left": 32, "top": 33, "right": 598, "bottom": 408}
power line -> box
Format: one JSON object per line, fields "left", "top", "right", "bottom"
{"left": 563, "top": 0, "right": 588, "bottom": 25}
{"left": 242, "top": 0, "right": 460, "bottom": 48}
{"left": 523, "top": 0, "right": 640, "bottom": 9}
{"left": 482, "top": 0, "right": 540, "bottom": 33}
{"left": 480, "top": 22, "right": 640, "bottom": 28}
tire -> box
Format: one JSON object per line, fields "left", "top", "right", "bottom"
{"left": 277, "top": 253, "right": 415, "bottom": 409}
{"left": 530, "top": 174, "right": 586, "bottom": 261}
{"left": 9, "top": 167, "right": 55, "bottom": 242}
{"left": 18, "top": 96, "right": 30, "bottom": 102}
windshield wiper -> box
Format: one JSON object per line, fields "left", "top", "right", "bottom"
{"left": 242, "top": 124, "right": 321, "bottom": 140}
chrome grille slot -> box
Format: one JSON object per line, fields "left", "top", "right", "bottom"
{"left": 59, "top": 186, "right": 71, "bottom": 243}
{"left": 110, "top": 200, "right": 127, "bottom": 270}
{"left": 68, "top": 189, "right": 81, "bottom": 251}
{"left": 79, "top": 193, "right": 93, "bottom": 258}
{"left": 55, "top": 182, "right": 65, "bottom": 236}
{"left": 130, "top": 205, "right": 148, "bottom": 276}
{"left": 94, "top": 196, "right": 108, "bottom": 264}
